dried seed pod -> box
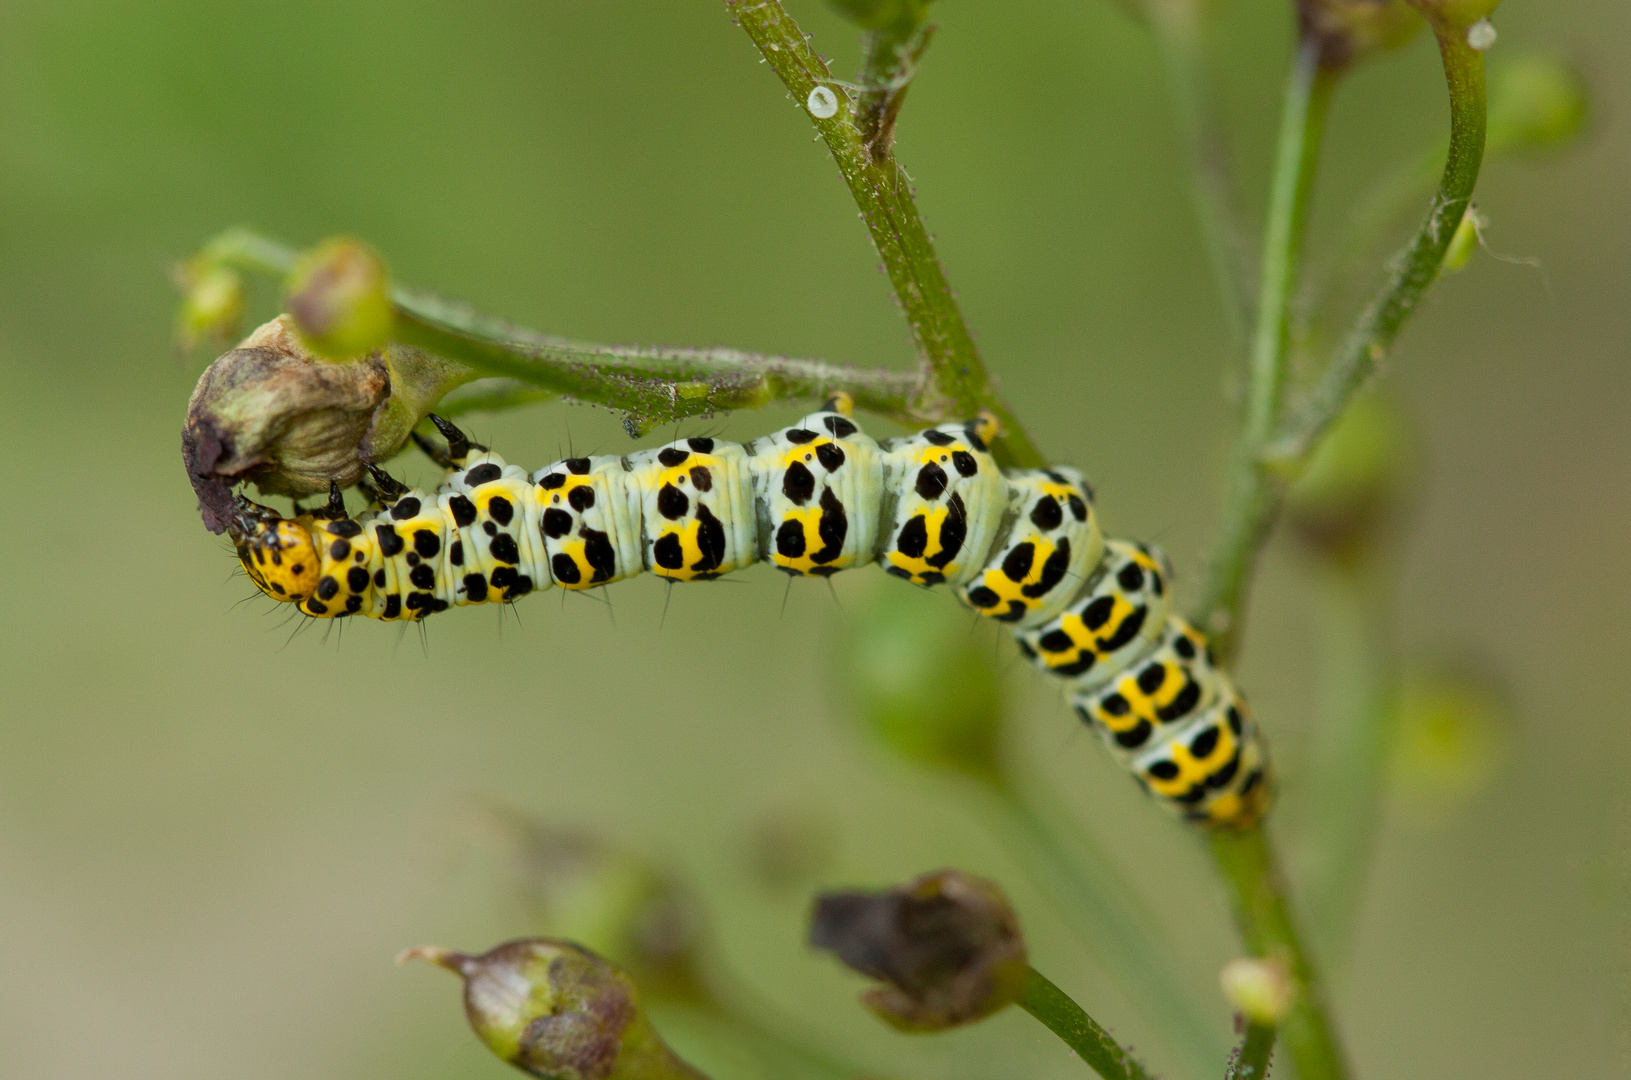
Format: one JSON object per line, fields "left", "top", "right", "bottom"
{"left": 809, "top": 869, "right": 1028, "bottom": 1032}
{"left": 400, "top": 939, "right": 706, "bottom": 1080}
{"left": 181, "top": 315, "right": 472, "bottom": 532}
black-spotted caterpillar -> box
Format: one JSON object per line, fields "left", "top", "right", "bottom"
{"left": 230, "top": 395, "right": 1270, "bottom": 826}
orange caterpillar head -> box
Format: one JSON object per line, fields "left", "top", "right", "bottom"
{"left": 234, "top": 514, "right": 320, "bottom": 604}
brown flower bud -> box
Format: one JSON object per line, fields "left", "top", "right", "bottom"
{"left": 400, "top": 939, "right": 706, "bottom": 1080}
{"left": 809, "top": 869, "right": 1028, "bottom": 1032}
{"left": 182, "top": 316, "right": 472, "bottom": 532}
{"left": 1299, "top": 0, "right": 1422, "bottom": 71}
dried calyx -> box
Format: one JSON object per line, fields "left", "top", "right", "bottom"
{"left": 809, "top": 869, "right": 1028, "bottom": 1032}
{"left": 400, "top": 938, "right": 706, "bottom": 1080}
{"left": 182, "top": 315, "right": 473, "bottom": 533}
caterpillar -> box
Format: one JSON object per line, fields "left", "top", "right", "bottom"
{"left": 228, "top": 395, "right": 1271, "bottom": 827}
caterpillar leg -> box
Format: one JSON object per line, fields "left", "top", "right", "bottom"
{"left": 413, "top": 414, "right": 486, "bottom": 470}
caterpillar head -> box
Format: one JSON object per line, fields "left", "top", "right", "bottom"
{"left": 234, "top": 514, "right": 320, "bottom": 604}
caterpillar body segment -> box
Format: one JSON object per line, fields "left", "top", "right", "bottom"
{"left": 745, "top": 405, "right": 885, "bottom": 577}
{"left": 875, "top": 421, "right": 1007, "bottom": 588}
{"left": 226, "top": 400, "right": 1270, "bottom": 827}
{"left": 533, "top": 456, "right": 644, "bottom": 589}
{"left": 628, "top": 438, "right": 758, "bottom": 582}
{"left": 1012, "top": 540, "right": 1171, "bottom": 680}
{"left": 962, "top": 466, "right": 1104, "bottom": 628}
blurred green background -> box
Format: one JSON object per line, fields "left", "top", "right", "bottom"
{"left": 1, "top": 1, "right": 1626, "bottom": 1078}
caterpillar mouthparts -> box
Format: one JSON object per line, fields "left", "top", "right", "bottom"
{"left": 227, "top": 394, "right": 1269, "bottom": 827}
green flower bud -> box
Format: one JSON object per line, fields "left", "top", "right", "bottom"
{"left": 175, "top": 262, "right": 246, "bottom": 353}
{"left": 836, "top": 585, "right": 1005, "bottom": 787}
{"left": 1487, "top": 55, "right": 1589, "bottom": 155}
{"left": 1440, "top": 204, "right": 1483, "bottom": 273}
{"left": 182, "top": 315, "right": 473, "bottom": 532}
{"left": 822, "top": 0, "right": 931, "bottom": 33}
{"left": 284, "top": 236, "right": 394, "bottom": 361}
{"left": 1285, "top": 393, "right": 1414, "bottom": 563}
{"left": 1219, "top": 957, "right": 1294, "bottom": 1025}
{"left": 1299, "top": 0, "right": 1423, "bottom": 71}
{"left": 1392, "top": 664, "right": 1506, "bottom": 806}
{"left": 401, "top": 939, "right": 707, "bottom": 1080}
{"left": 809, "top": 869, "right": 1029, "bottom": 1033}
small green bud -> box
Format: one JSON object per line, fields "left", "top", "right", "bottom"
{"left": 810, "top": 869, "right": 1029, "bottom": 1033}
{"left": 1299, "top": 0, "right": 1423, "bottom": 71}
{"left": 1392, "top": 665, "right": 1506, "bottom": 806}
{"left": 1219, "top": 957, "right": 1294, "bottom": 1026}
{"left": 183, "top": 315, "right": 473, "bottom": 532}
{"left": 1440, "top": 205, "right": 1483, "bottom": 273}
{"left": 1487, "top": 55, "right": 1589, "bottom": 155}
{"left": 1285, "top": 393, "right": 1414, "bottom": 563}
{"left": 822, "top": 0, "right": 931, "bottom": 33}
{"left": 284, "top": 236, "right": 394, "bottom": 360}
{"left": 401, "top": 939, "right": 706, "bottom": 1080}
{"left": 837, "top": 584, "right": 1005, "bottom": 787}
{"left": 176, "top": 262, "right": 246, "bottom": 353}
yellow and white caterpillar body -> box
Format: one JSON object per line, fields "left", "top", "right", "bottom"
{"left": 230, "top": 396, "right": 1270, "bottom": 827}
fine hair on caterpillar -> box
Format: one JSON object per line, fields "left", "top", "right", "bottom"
{"left": 228, "top": 393, "right": 1270, "bottom": 827}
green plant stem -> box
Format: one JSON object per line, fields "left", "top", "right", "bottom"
{"left": 1146, "top": 0, "right": 1253, "bottom": 341}
{"left": 723, "top": 0, "right": 1045, "bottom": 469}
{"left": 651, "top": 994, "right": 864, "bottom": 1080}
{"left": 1227, "top": 1022, "right": 1277, "bottom": 1080}
{"left": 1270, "top": 34, "right": 1487, "bottom": 464}
{"left": 1196, "top": 32, "right": 1486, "bottom": 661}
{"left": 1197, "top": 38, "right": 1335, "bottom": 661}
{"left": 1209, "top": 826, "right": 1348, "bottom": 1080}
{"left": 197, "top": 227, "right": 929, "bottom": 434}
{"left": 995, "top": 786, "right": 1225, "bottom": 1076}
{"left": 1302, "top": 559, "right": 1396, "bottom": 964}
{"left": 1017, "top": 967, "right": 1159, "bottom": 1080}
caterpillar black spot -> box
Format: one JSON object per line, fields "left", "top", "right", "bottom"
{"left": 228, "top": 394, "right": 1271, "bottom": 827}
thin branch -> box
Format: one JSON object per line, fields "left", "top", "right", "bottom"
{"left": 1226, "top": 1022, "right": 1278, "bottom": 1080}
{"left": 1147, "top": 0, "right": 1255, "bottom": 341}
{"left": 996, "top": 785, "right": 1227, "bottom": 1077}
{"left": 1302, "top": 559, "right": 1396, "bottom": 963}
{"left": 1208, "top": 826, "right": 1348, "bottom": 1080}
{"left": 1193, "top": 32, "right": 1486, "bottom": 662}
{"left": 1017, "top": 967, "right": 1160, "bottom": 1080}
{"left": 1195, "top": 39, "right": 1337, "bottom": 662}
{"left": 722, "top": 0, "right": 1045, "bottom": 468}
{"left": 1269, "top": 34, "right": 1487, "bottom": 463}
{"left": 197, "top": 228, "right": 930, "bottom": 435}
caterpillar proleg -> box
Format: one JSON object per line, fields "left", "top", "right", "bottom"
{"left": 227, "top": 395, "right": 1270, "bottom": 826}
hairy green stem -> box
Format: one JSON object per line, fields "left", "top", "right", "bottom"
{"left": 1210, "top": 826, "right": 1347, "bottom": 1080}
{"left": 1147, "top": 1, "right": 1253, "bottom": 341}
{"left": 1018, "top": 967, "right": 1159, "bottom": 1080}
{"left": 1198, "top": 38, "right": 1335, "bottom": 661}
{"left": 723, "top": 0, "right": 1044, "bottom": 468}
{"left": 196, "top": 227, "right": 929, "bottom": 434}
{"left": 1226, "top": 1022, "right": 1277, "bottom": 1080}
{"left": 1270, "top": 34, "right": 1487, "bottom": 463}
{"left": 997, "top": 788, "right": 1226, "bottom": 1076}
